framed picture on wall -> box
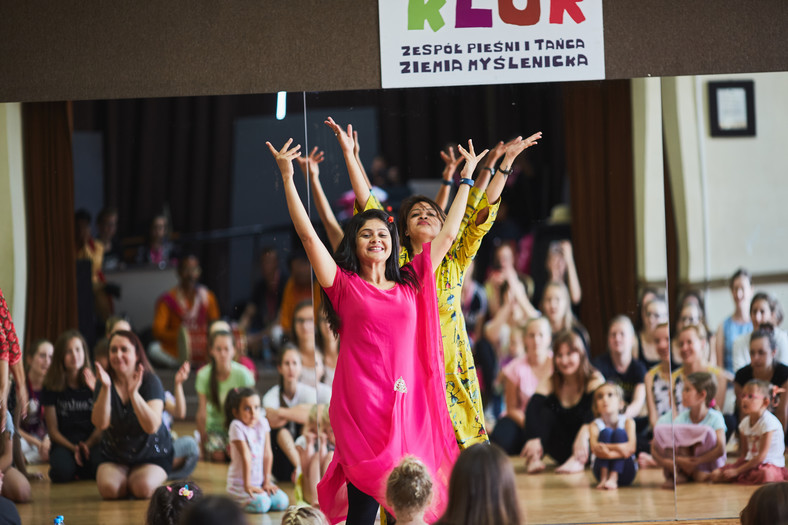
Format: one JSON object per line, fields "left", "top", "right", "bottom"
{"left": 708, "top": 80, "right": 756, "bottom": 137}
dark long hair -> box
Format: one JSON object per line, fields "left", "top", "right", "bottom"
{"left": 146, "top": 481, "right": 203, "bottom": 525}
{"left": 208, "top": 330, "right": 234, "bottom": 410}
{"left": 397, "top": 194, "right": 447, "bottom": 257}
{"left": 321, "top": 209, "right": 419, "bottom": 335}
{"left": 435, "top": 443, "right": 522, "bottom": 525}
{"left": 43, "top": 330, "right": 92, "bottom": 392}
{"left": 223, "top": 387, "right": 259, "bottom": 430}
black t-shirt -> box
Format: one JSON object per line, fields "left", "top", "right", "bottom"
{"left": 592, "top": 353, "right": 647, "bottom": 405}
{"left": 97, "top": 371, "right": 172, "bottom": 465}
{"left": 735, "top": 363, "right": 788, "bottom": 389}
{"left": 41, "top": 386, "right": 96, "bottom": 443}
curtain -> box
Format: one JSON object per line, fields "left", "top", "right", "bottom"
{"left": 23, "top": 102, "right": 79, "bottom": 343}
{"left": 563, "top": 80, "right": 637, "bottom": 357}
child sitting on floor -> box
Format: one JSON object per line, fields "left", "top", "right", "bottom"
{"left": 387, "top": 455, "right": 433, "bottom": 525}
{"left": 712, "top": 379, "right": 788, "bottom": 484}
{"left": 651, "top": 372, "right": 726, "bottom": 486}
{"left": 295, "top": 404, "right": 334, "bottom": 506}
{"left": 146, "top": 480, "right": 203, "bottom": 525}
{"left": 588, "top": 383, "right": 638, "bottom": 490}
{"left": 0, "top": 412, "right": 30, "bottom": 503}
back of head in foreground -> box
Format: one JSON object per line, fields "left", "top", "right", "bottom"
{"left": 387, "top": 455, "right": 433, "bottom": 523}
{"left": 281, "top": 505, "right": 330, "bottom": 525}
{"left": 434, "top": 443, "right": 523, "bottom": 525}
{"left": 740, "top": 481, "right": 788, "bottom": 525}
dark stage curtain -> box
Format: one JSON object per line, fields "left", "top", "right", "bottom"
{"left": 563, "top": 80, "right": 637, "bottom": 357}
{"left": 23, "top": 102, "right": 79, "bottom": 343}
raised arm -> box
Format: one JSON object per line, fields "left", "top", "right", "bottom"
{"left": 353, "top": 130, "right": 373, "bottom": 189}
{"left": 475, "top": 140, "right": 506, "bottom": 193}
{"left": 173, "top": 361, "right": 190, "bottom": 420}
{"left": 486, "top": 132, "right": 541, "bottom": 206}
{"left": 296, "top": 146, "right": 344, "bottom": 252}
{"left": 266, "top": 140, "right": 337, "bottom": 289}
{"left": 435, "top": 146, "right": 462, "bottom": 210}
{"left": 324, "top": 117, "right": 371, "bottom": 210}
{"left": 91, "top": 363, "right": 112, "bottom": 430}
{"left": 560, "top": 241, "right": 582, "bottom": 305}
{"left": 430, "top": 140, "right": 488, "bottom": 268}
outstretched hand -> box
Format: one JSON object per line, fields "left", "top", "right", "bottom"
{"left": 295, "top": 146, "right": 326, "bottom": 180}
{"left": 175, "top": 361, "right": 191, "bottom": 385}
{"left": 95, "top": 362, "right": 111, "bottom": 387}
{"left": 502, "top": 131, "right": 542, "bottom": 164}
{"left": 266, "top": 139, "right": 302, "bottom": 180}
{"left": 439, "top": 146, "right": 463, "bottom": 179}
{"left": 324, "top": 117, "right": 355, "bottom": 154}
{"left": 456, "top": 139, "right": 489, "bottom": 179}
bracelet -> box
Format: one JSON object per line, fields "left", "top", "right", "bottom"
{"left": 498, "top": 166, "right": 512, "bottom": 175}
{"left": 441, "top": 179, "right": 453, "bottom": 186}
{"left": 459, "top": 178, "right": 474, "bottom": 187}
{"left": 482, "top": 167, "right": 496, "bottom": 175}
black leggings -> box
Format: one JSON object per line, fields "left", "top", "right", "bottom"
{"left": 49, "top": 443, "right": 100, "bottom": 482}
{"left": 346, "top": 482, "right": 379, "bottom": 525}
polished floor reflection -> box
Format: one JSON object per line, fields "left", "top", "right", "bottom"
{"left": 17, "top": 423, "right": 753, "bottom": 524}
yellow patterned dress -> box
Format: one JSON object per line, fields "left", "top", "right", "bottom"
{"left": 362, "top": 189, "right": 498, "bottom": 448}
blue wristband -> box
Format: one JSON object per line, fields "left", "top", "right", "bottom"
{"left": 441, "top": 179, "right": 453, "bottom": 186}
{"left": 459, "top": 178, "right": 474, "bottom": 187}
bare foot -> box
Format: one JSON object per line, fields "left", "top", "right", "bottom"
{"left": 637, "top": 452, "right": 658, "bottom": 469}
{"left": 526, "top": 458, "right": 546, "bottom": 474}
{"left": 603, "top": 478, "right": 619, "bottom": 490}
{"left": 556, "top": 456, "right": 586, "bottom": 474}
{"left": 596, "top": 479, "right": 607, "bottom": 490}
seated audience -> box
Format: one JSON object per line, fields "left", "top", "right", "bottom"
{"left": 278, "top": 251, "right": 321, "bottom": 338}
{"left": 42, "top": 330, "right": 101, "bottom": 483}
{"left": 540, "top": 281, "right": 590, "bottom": 353}
{"left": 287, "top": 300, "right": 326, "bottom": 388}
{"left": 177, "top": 494, "right": 247, "bottom": 525}
{"left": 195, "top": 330, "right": 255, "bottom": 462}
{"left": 522, "top": 330, "right": 604, "bottom": 474}
{"left": 136, "top": 213, "right": 177, "bottom": 267}
{"left": 151, "top": 254, "right": 220, "bottom": 367}
{"left": 712, "top": 379, "right": 788, "bottom": 484}
{"left": 716, "top": 269, "right": 754, "bottom": 375}
{"left": 238, "top": 247, "right": 285, "bottom": 360}
{"left": 589, "top": 383, "right": 638, "bottom": 489}
{"left": 652, "top": 372, "right": 726, "bottom": 486}
{"left": 281, "top": 505, "right": 330, "bottom": 525}
{"left": 593, "top": 316, "right": 647, "bottom": 421}
{"left": 490, "top": 317, "right": 552, "bottom": 455}
{"left": 672, "top": 324, "right": 727, "bottom": 414}
{"left": 16, "top": 339, "right": 53, "bottom": 465}
{"left": 92, "top": 330, "right": 173, "bottom": 499}
{"left": 635, "top": 297, "right": 668, "bottom": 370}
{"left": 95, "top": 206, "right": 123, "bottom": 271}
{"left": 733, "top": 324, "right": 788, "bottom": 435}
{"left": 732, "top": 291, "right": 788, "bottom": 372}
{"left": 0, "top": 411, "right": 30, "bottom": 503}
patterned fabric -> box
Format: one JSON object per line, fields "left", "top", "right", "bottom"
{"left": 0, "top": 288, "right": 21, "bottom": 366}
{"left": 363, "top": 189, "right": 499, "bottom": 448}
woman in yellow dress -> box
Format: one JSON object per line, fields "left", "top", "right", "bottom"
{"left": 325, "top": 117, "right": 541, "bottom": 448}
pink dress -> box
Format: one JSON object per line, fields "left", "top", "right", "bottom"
{"left": 317, "top": 245, "right": 458, "bottom": 524}
{"left": 500, "top": 356, "right": 541, "bottom": 416}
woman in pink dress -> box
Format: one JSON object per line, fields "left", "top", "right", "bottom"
{"left": 267, "top": 137, "right": 486, "bottom": 525}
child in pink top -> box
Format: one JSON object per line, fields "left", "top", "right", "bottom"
{"left": 224, "top": 387, "right": 288, "bottom": 513}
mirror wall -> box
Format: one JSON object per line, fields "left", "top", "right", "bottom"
{"left": 663, "top": 70, "right": 788, "bottom": 520}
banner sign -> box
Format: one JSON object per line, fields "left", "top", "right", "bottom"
{"left": 379, "top": 0, "right": 605, "bottom": 88}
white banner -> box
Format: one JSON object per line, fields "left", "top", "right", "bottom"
{"left": 379, "top": 0, "right": 605, "bottom": 88}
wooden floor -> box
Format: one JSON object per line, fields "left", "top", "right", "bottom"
{"left": 16, "top": 423, "right": 751, "bottom": 524}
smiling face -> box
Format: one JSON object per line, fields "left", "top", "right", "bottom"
{"left": 554, "top": 337, "right": 583, "bottom": 377}
{"left": 654, "top": 324, "right": 671, "bottom": 361}
{"left": 405, "top": 201, "right": 443, "bottom": 244}
{"left": 108, "top": 334, "right": 138, "bottom": 376}
{"left": 63, "top": 337, "right": 86, "bottom": 374}
{"left": 356, "top": 218, "right": 392, "bottom": 264}
{"left": 233, "top": 394, "right": 261, "bottom": 428}
{"left": 645, "top": 300, "right": 668, "bottom": 333}
{"left": 678, "top": 327, "right": 705, "bottom": 365}
{"left": 749, "top": 336, "right": 775, "bottom": 371}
